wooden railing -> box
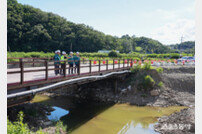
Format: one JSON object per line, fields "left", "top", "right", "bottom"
{"left": 7, "top": 59, "right": 134, "bottom": 85}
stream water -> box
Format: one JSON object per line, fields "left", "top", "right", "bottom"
{"left": 32, "top": 95, "right": 186, "bottom": 134}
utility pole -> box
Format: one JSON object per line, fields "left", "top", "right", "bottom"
{"left": 179, "top": 35, "right": 184, "bottom": 58}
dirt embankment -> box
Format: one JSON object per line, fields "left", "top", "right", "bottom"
{"left": 153, "top": 66, "right": 195, "bottom": 134}
{"left": 74, "top": 66, "right": 195, "bottom": 134}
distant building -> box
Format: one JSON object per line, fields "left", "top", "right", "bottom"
{"left": 98, "top": 50, "right": 119, "bottom": 53}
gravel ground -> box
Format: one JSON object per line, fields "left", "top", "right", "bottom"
{"left": 153, "top": 66, "right": 195, "bottom": 134}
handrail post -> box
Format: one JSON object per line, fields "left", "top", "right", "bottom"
{"left": 89, "top": 60, "right": 92, "bottom": 73}
{"left": 33, "top": 59, "right": 35, "bottom": 67}
{"left": 20, "top": 59, "right": 24, "bottom": 84}
{"left": 127, "top": 59, "right": 129, "bottom": 67}
{"left": 130, "top": 59, "right": 133, "bottom": 67}
{"left": 45, "top": 60, "right": 48, "bottom": 80}
{"left": 98, "top": 60, "right": 101, "bottom": 72}
{"left": 118, "top": 59, "right": 120, "bottom": 69}
{"left": 78, "top": 60, "right": 80, "bottom": 75}
{"left": 113, "top": 59, "right": 115, "bottom": 70}
{"left": 123, "top": 59, "right": 125, "bottom": 68}
{"left": 106, "top": 60, "right": 108, "bottom": 71}
{"left": 64, "top": 61, "right": 66, "bottom": 77}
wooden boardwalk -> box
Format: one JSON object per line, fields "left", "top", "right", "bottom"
{"left": 7, "top": 58, "right": 133, "bottom": 91}
{"left": 7, "top": 63, "right": 127, "bottom": 84}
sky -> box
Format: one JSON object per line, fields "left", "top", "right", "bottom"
{"left": 18, "top": 0, "right": 195, "bottom": 45}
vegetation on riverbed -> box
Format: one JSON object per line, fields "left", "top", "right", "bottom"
{"left": 8, "top": 111, "right": 68, "bottom": 134}
{"left": 7, "top": 111, "right": 43, "bottom": 134}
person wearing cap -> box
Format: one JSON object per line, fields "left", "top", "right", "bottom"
{"left": 53, "top": 50, "right": 61, "bottom": 75}
{"left": 74, "top": 52, "right": 80, "bottom": 73}
{"left": 60, "top": 51, "right": 67, "bottom": 75}
{"left": 68, "top": 52, "right": 74, "bottom": 74}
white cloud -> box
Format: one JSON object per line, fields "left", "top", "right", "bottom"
{"left": 151, "top": 19, "right": 195, "bottom": 45}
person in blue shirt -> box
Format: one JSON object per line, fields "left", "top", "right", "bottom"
{"left": 68, "top": 52, "right": 74, "bottom": 74}
{"left": 53, "top": 50, "right": 61, "bottom": 75}
{"left": 74, "top": 52, "right": 80, "bottom": 73}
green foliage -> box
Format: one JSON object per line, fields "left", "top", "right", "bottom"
{"left": 135, "top": 46, "right": 142, "bottom": 52}
{"left": 169, "top": 41, "right": 195, "bottom": 54}
{"left": 131, "top": 63, "right": 152, "bottom": 73}
{"left": 55, "top": 121, "right": 67, "bottom": 134}
{"left": 142, "top": 63, "right": 151, "bottom": 70}
{"left": 8, "top": 0, "right": 175, "bottom": 54}
{"left": 143, "top": 75, "right": 155, "bottom": 90}
{"left": 130, "top": 64, "right": 142, "bottom": 73}
{"left": 158, "top": 81, "right": 164, "bottom": 87}
{"left": 7, "top": 111, "right": 44, "bottom": 134}
{"left": 156, "top": 67, "right": 164, "bottom": 73}
{"left": 108, "top": 50, "right": 118, "bottom": 57}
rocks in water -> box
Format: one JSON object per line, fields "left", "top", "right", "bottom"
{"left": 44, "top": 121, "right": 53, "bottom": 127}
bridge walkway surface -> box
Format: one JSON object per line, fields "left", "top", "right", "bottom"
{"left": 7, "top": 58, "right": 133, "bottom": 107}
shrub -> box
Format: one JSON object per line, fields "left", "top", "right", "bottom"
{"left": 142, "top": 63, "right": 151, "bottom": 70}
{"left": 7, "top": 111, "right": 32, "bottom": 134}
{"left": 158, "top": 81, "right": 164, "bottom": 87}
{"left": 108, "top": 50, "right": 118, "bottom": 57}
{"left": 143, "top": 75, "right": 155, "bottom": 90}
{"left": 156, "top": 67, "right": 164, "bottom": 73}
{"left": 130, "top": 64, "right": 141, "bottom": 73}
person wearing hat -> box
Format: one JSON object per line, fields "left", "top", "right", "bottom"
{"left": 74, "top": 52, "right": 80, "bottom": 73}
{"left": 67, "top": 52, "right": 74, "bottom": 74}
{"left": 60, "top": 51, "right": 67, "bottom": 75}
{"left": 53, "top": 50, "right": 61, "bottom": 75}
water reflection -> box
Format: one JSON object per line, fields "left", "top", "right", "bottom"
{"left": 32, "top": 95, "right": 186, "bottom": 134}
{"left": 47, "top": 106, "right": 69, "bottom": 121}
{"left": 118, "top": 121, "right": 159, "bottom": 134}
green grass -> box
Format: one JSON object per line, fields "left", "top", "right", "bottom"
{"left": 157, "top": 81, "right": 164, "bottom": 87}
{"left": 8, "top": 111, "right": 68, "bottom": 134}
{"left": 156, "top": 67, "right": 164, "bottom": 73}
{"left": 143, "top": 75, "right": 156, "bottom": 90}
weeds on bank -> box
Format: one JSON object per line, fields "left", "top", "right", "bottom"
{"left": 7, "top": 111, "right": 44, "bottom": 134}
{"left": 157, "top": 81, "right": 164, "bottom": 87}
{"left": 50, "top": 119, "right": 67, "bottom": 134}
{"left": 143, "top": 75, "right": 156, "bottom": 90}
{"left": 156, "top": 67, "right": 164, "bottom": 73}
{"left": 130, "top": 62, "right": 164, "bottom": 73}
{"left": 8, "top": 111, "right": 67, "bottom": 134}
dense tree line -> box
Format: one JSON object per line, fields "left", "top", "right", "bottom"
{"left": 8, "top": 0, "right": 180, "bottom": 54}
{"left": 169, "top": 41, "right": 195, "bottom": 54}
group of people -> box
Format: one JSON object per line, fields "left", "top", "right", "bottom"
{"left": 53, "top": 50, "right": 80, "bottom": 75}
